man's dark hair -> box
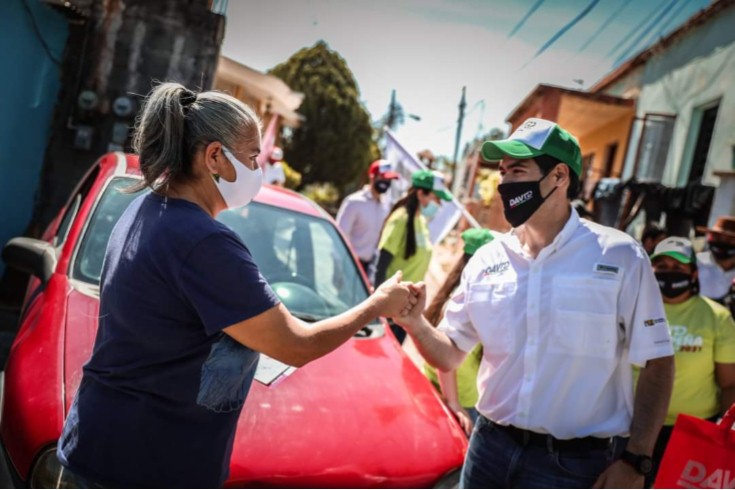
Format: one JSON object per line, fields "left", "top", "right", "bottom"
{"left": 533, "top": 154, "right": 580, "bottom": 200}
{"left": 642, "top": 223, "right": 668, "bottom": 243}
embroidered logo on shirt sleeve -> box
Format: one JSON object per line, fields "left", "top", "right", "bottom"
{"left": 643, "top": 318, "right": 666, "bottom": 327}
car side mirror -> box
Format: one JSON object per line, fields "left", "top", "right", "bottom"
{"left": 2, "top": 237, "right": 57, "bottom": 285}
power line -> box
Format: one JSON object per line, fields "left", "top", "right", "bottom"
{"left": 652, "top": 0, "right": 696, "bottom": 39}
{"left": 623, "top": 0, "right": 689, "bottom": 59}
{"left": 522, "top": 0, "right": 601, "bottom": 68}
{"left": 577, "top": 0, "right": 634, "bottom": 54}
{"left": 605, "top": 0, "right": 669, "bottom": 59}
{"left": 508, "top": 0, "right": 545, "bottom": 38}
{"left": 613, "top": 0, "right": 681, "bottom": 66}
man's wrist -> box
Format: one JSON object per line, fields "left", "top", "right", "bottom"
{"left": 619, "top": 450, "right": 654, "bottom": 476}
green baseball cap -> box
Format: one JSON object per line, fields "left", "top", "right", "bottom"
{"left": 651, "top": 237, "right": 696, "bottom": 265}
{"left": 461, "top": 228, "right": 494, "bottom": 256}
{"left": 481, "top": 118, "right": 583, "bottom": 177}
{"left": 411, "top": 170, "right": 453, "bottom": 201}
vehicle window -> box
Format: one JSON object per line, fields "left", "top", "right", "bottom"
{"left": 54, "top": 165, "right": 102, "bottom": 247}
{"left": 54, "top": 194, "right": 81, "bottom": 248}
{"left": 72, "top": 177, "right": 145, "bottom": 284}
{"left": 218, "top": 204, "right": 369, "bottom": 320}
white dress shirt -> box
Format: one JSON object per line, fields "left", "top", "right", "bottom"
{"left": 264, "top": 162, "right": 285, "bottom": 185}
{"left": 438, "top": 208, "right": 673, "bottom": 439}
{"left": 336, "top": 187, "right": 391, "bottom": 262}
{"left": 696, "top": 251, "right": 735, "bottom": 300}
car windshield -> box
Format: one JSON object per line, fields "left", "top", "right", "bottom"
{"left": 218, "top": 205, "right": 369, "bottom": 320}
{"left": 73, "top": 177, "right": 370, "bottom": 320}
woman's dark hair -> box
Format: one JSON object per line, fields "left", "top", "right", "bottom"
{"left": 129, "top": 82, "right": 261, "bottom": 192}
{"left": 534, "top": 154, "right": 580, "bottom": 200}
{"left": 425, "top": 253, "right": 472, "bottom": 327}
{"left": 642, "top": 223, "right": 668, "bottom": 243}
{"left": 383, "top": 187, "right": 428, "bottom": 260}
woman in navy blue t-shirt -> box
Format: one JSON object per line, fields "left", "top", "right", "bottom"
{"left": 57, "top": 83, "right": 417, "bottom": 488}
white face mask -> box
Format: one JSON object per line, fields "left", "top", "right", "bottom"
{"left": 214, "top": 148, "right": 263, "bottom": 210}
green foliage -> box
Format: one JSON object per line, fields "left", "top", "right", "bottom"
{"left": 302, "top": 182, "right": 340, "bottom": 215}
{"left": 269, "top": 41, "right": 374, "bottom": 195}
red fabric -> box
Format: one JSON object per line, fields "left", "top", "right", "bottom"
{"left": 654, "top": 405, "right": 735, "bottom": 489}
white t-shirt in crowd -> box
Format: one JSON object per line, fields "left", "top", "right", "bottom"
{"left": 336, "top": 186, "right": 391, "bottom": 262}
{"left": 697, "top": 251, "right": 735, "bottom": 300}
{"left": 439, "top": 208, "right": 673, "bottom": 439}
{"left": 264, "top": 162, "right": 285, "bottom": 185}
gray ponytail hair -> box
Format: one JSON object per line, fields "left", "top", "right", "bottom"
{"left": 130, "top": 82, "right": 261, "bottom": 191}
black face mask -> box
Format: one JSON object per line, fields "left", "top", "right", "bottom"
{"left": 373, "top": 180, "right": 391, "bottom": 194}
{"left": 708, "top": 242, "right": 735, "bottom": 261}
{"left": 497, "top": 173, "right": 558, "bottom": 227}
{"left": 655, "top": 271, "right": 693, "bottom": 299}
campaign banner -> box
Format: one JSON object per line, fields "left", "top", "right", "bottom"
{"left": 384, "top": 130, "right": 479, "bottom": 243}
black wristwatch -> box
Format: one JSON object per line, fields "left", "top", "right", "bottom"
{"left": 620, "top": 450, "right": 654, "bottom": 476}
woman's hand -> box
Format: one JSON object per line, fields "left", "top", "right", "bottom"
{"left": 372, "top": 271, "right": 418, "bottom": 318}
{"left": 447, "top": 401, "right": 474, "bottom": 436}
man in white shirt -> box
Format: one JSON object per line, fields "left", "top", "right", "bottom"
{"left": 396, "top": 118, "right": 674, "bottom": 489}
{"left": 264, "top": 147, "right": 286, "bottom": 187}
{"left": 336, "top": 160, "right": 398, "bottom": 276}
{"left": 695, "top": 216, "right": 735, "bottom": 302}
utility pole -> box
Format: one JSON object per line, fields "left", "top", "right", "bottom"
{"left": 451, "top": 86, "right": 467, "bottom": 183}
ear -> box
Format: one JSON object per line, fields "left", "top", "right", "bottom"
{"left": 203, "top": 141, "right": 224, "bottom": 175}
{"left": 555, "top": 163, "right": 570, "bottom": 184}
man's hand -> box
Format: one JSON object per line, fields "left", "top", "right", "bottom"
{"left": 394, "top": 281, "right": 427, "bottom": 332}
{"left": 372, "top": 271, "right": 418, "bottom": 318}
{"left": 592, "top": 460, "right": 644, "bottom": 489}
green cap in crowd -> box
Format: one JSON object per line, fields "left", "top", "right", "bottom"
{"left": 651, "top": 237, "right": 696, "bottom": 265}
{"left": 461, "top": 228, "right": 494, "bottom": 256}
{"left": 481, "top": 118, "right": 583, "bottom": 177}
{"left": 411, "top": 170, "right": 453, "bottom": 201}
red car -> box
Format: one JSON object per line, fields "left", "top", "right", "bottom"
{"left": 0, "top": 153, "right": 467, "bottom": 488}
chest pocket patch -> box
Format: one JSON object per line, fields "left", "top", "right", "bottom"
{"left": 550, "top": 275, "right": 621, "bottom": 359}
{"left": 197, "top": 335, "right": 259, "bottom": 413}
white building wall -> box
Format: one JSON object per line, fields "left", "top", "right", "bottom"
{"left": 634, "top": 40, "right": 735, "bottom": 187}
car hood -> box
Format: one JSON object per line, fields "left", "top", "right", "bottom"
{"left": 64, "top": 289, "right": 466, "bottom": 488}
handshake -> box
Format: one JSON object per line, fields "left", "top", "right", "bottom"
{"left": 371, "top": 271, "right": 426, "bottom": 330}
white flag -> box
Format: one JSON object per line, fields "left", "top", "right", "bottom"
{"left": 384, "top": 130, "right": 480, "bottom": 244}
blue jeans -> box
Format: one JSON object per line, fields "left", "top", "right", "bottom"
{"left": 460, "top": 416, "right": 627, "bottom": 489}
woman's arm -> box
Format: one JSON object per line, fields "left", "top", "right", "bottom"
{"left": 224, "top": 271, "right": 415, "bottom": 367}
{"left": 716, "top": 363, "right": 735, "bottom": 413}
{"left": 437, "top": 368, "right": 474, "bottom": 435}
{"left": 373, "top": 249, "right": 393, "bottom": 286}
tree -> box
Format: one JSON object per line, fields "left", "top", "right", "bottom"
{"left": 269, "top": 41, "right": 375, "bottom": 194}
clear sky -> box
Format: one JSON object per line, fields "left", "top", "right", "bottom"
{"left": 221, "top": 0, "right": 710, "bottom": 159}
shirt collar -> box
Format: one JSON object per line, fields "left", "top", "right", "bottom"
{"left": 361, "top": 185, "right": 380, "bottom": 201}
{"left": 507, "top": 206, "right": 580, "bottom": 259}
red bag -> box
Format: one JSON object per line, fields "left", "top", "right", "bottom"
{"left": 654, "top": 405, "right": 735, "bottom": 489}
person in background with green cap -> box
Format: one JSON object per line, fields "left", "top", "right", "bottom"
{"left": 374, "top": 169, "right": 453, "bottom": 343}
{"left": 642, "top": 237, "right": 735, "bottom": 487}
{"left": 395, "top": 118, "right": 675, "bottom": 489}
{"left": 423, "top": 228, "right": 494, "bottom": 435}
